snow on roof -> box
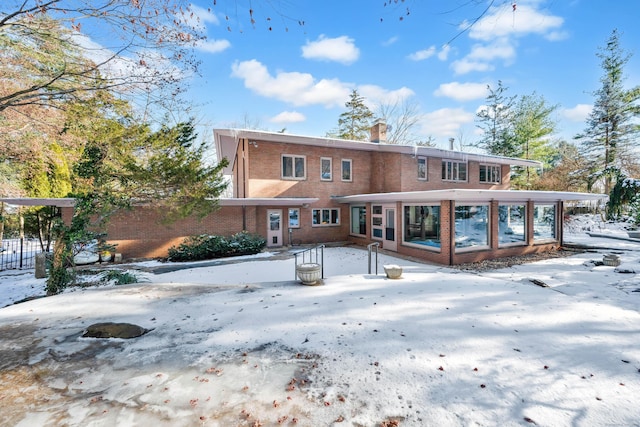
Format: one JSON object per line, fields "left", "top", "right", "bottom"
{"left": 332, "top": 189, "right": 608, "bottom": 204}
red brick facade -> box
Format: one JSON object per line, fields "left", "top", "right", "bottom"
{"left": 105, "top": 129, "right": 572, "bottom": 265}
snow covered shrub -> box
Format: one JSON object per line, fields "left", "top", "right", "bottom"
{"left": 168, "top": 232, "right": 266, "bottom": 262}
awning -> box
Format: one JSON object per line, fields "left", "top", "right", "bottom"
{"left": 216, "top": 197, "right": 319, "bottom": 207}
{"left": 332, "top": 189, "right": 608, "bottom": 204}
{"left": 0, "top": 197, "right": 76, "bottom": 208}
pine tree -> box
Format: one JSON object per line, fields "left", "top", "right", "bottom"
{"left": 576, "top": 29, "right": 640, "bottom": 194}
{"left": 475, "top": 81, "right": 517, "bottom": 156}
{"left": 335, "top": 90, "right": 374, "bottom": 141}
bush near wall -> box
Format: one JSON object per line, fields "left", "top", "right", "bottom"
{"left": 167, "top": 231, "right": 266, "bottom": 262}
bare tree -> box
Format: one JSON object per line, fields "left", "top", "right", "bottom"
{"left": 0, "top": 1, "right": 205, "bottom": 117}
{"left": 374, "top": 97, "right": 423, "bottom": 145}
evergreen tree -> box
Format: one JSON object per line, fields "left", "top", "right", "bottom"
{"left": 510, "top": 93, "right": 559, "bottom": 188}
{"left": 576, "top": 29, "right": 640, "bottom": 194}
{"left": 335, "top": 90, "right": 374, "bottom": 141}
{"left": 475, "top": 81, "right": 517, "bottom": 156}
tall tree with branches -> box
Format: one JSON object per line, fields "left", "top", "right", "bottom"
{"left": 333, "top": 89, "right": 374, "bottom": 141}
{"left": 475, "top": 80, "right": 518, "bottom": 157}
{"left": 576, "top": 29, "right": 640, "bottom": 194}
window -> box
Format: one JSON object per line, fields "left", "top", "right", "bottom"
{"left": 341, "top": 159, "right": 352, "bottom": 181}
{"left": 533, "top": 204, "right": 556, "bottom": 241}
{"left": 417, "top": 156, "right": 427, "bottom": 180}
{"left": 442, "top": 159, "right": 467, "bottom": 181}
{"left": 403, "top": 205, "right": 440, "bottom": 251}
{"left": 371, "top": 205, "right": 383, "bottom": 239}
{"left": 288, "top": 208, "right": 300, "bottom": 228}
{"left": 312, "top": 208, "right": 340, "bottom": 226}
{"left": 479, "top": 164, "right": 501, "bottom": 184}
{"left": 455, "top": 204, "right": 489, "bottom": 251}
{"left": 282, "top": 154, "right": 305, "bottom": 179}
{"left": 320, "top": 157, "right": 332, "bottom": 181}
{"left": 498, "top": 204, "right": 526, "bottom": 246}
{"left": 350, "top": 206, "right": 366, "bottom": 236}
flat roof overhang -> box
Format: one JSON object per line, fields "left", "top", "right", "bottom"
{"left": 216, "top": 197, "right": 319, "bottom": 207}
{"left": 332, "top": 189, "right": 608, "bottom": 204}
{"left": 0, "top": 197, "right": 76, "bottom": 208}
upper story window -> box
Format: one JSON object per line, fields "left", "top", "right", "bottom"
{"left": 341, "top": 159, "right": 352, "bottom": 182}
{"left": 442, "top": 159, "right": 467, "bottom": 182}
{"left": 417, "top": 156, "right": 427, "bottom": 180}
{"left": 282, "top": 154, "right": 306, "bottom": 180}
{"left": 479, "top": 164, "right": 501, "bottom": 184}
{"left": 320, "top": 157, "right": 332, "bottom": 181}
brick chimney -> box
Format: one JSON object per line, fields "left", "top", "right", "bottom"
{"left": 370, "top": 118, "right": 387, "bottom": 143}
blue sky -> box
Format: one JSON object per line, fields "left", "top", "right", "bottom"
{"left": 184, "top": 0, "right": 640, "bottom": 149}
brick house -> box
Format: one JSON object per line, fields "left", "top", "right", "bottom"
{"left": 205, "top": 123, "right": 604, "bottom": 265}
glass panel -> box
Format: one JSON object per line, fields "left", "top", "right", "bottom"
{"left": 373, "top": 217, "right": 383, "bottom": 226}
{"left": 372, "top": 205, "right": 382, "bottom": 215}
{"left": 312, "top": 210, "right": 321, "bottom": 225}
{"left": 331, "top": 209, "right": 339, "bottom": 224}
{"left": 533, "top": 204, "right": 556, "bottom": 240}
{"left": 294, "top": 157, "right": 305, "bottom": 178}
{"left": 282, "top": 156, "right": 292, "bottom": 178}
{"left": 418, "top": 157, "right": 426, "bottom": 179}
{"left": 351, "top": 206, "right": 366, "bottom": 235}
{"left": 498, "top": 204, "right": 526, "bottom": 245}
{"left": 342, "top": 160, "right": 351, "bottom": 180}
{"left": 479, "top": 165, "right": 487, "bottom": 182}
{"left": 321, "top": 158, "right": 331, "bottom": 180}
{"left": 385, "top": 209, "right": 395, "bottom": 241}
{"left": 322, "top": 209, "right": 330, "bottom": 224}
{"left": 288, "top": 208, "right": 299, "bottom": 228}
{"left": 459, "top": 163, "right": 467, "bottom": 181}
{"left": 373, "top": 228, "right": 383, "bottom": 238}
{"left": 269, "top": 212, "right": 281, "bottom": 231}
{"left": 455, "top": 205, "right": 489, "bottom": 249}
{"left": 403, "top": 205, "right": 441, "bottom": 249}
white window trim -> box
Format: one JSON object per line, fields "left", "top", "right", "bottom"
{"left": 341, "top": 159, "right": 353, "bottom": 182}
{"left": 320, "top": 157, "right": 332, "bottom": 181}
{"left": 312, "top": 208, "right": 340, "bottom": 227}
{"left": 417, "top": 156, "right": 427, "bottom": 181}
{"left": 371, "top": 205, "right": 383, "bottom": 241}
{"left": 288, "top": 208, "right": 301, "bottom": 229}
{"left": 281, "top": 154, "right": 306, "bottom": 180}
{"left": 479, "top": 163, "right": 502, "bottom": 184}
{"left": 442, "top": 159, "right": 468, "bottom": 182}
{"left": 454, "top": 203, "right": 490, "bottom": 253}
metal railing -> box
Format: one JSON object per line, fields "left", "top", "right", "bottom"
{"left": 0, "top": 238, "right": 46, "bottom": 271}
{"left": 367, "top": 242, "right": 379, "bottom": 275}
{"left": 293, "top": 244, "right": 325, "bottom": 280}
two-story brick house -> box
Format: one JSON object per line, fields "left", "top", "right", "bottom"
{"left": 209, "top": 123, "right": 604, "bottom": 265}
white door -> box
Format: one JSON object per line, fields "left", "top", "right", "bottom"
{"left": 383, "top": 205, "right": 397, "bottom": 251}
{"left": 267, "top": 209, "right": 283, "bottom": 247}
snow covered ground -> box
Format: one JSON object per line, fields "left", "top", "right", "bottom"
{"left": 1, "top": 215, "right": 640, "bottom": 426}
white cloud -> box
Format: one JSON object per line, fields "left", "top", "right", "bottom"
{"left": 434, "top": 82, "right": 489, "bottom": 102}
{"left": 231, "top": 60, "right": 414, "bottom": 109}
{"left": 451, "top": 39, "right": 516, "bottom": 75}
{"left": 195, "top": 38, "right": 230, "bottom": 54}
{"left": 358, "top": 84, "right": 414, "bottom": 108}
{"left": 382, "top": 36, "right": 399, "bottom": 47}
{"left": 562, "top": 104, "right": 592, "bottom": 122}
{"left": 466, "top": 3, "right": 564, "bottom": 42}
{"left": 407, "top": 45, "right": 450, "bottom": 62}
{"left": 186, "top": 4, "right": 220, "bottom": 30}
{"left": 438, "top": 44, "right": 451, "bottom": 61}
{"left": 419, "top": 108, "right": 475, "bottom": 138}
{"left": 230, "top": 59, "right": 350, "bottom": 107}
{"left": 270, "top": 111, "right": 306, "bottom": 124}
{"left": 301, "top": 35, "right": 360, "bottom": 65}
{"left": 408, "top": 46, "right": 436, "bottom": 61}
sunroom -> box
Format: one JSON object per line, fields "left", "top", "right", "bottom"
{"left": 334, "top": 189, "right": 607, "bottom": 265}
